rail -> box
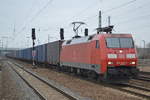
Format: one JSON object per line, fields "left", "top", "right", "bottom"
{"left": 8, "top": 61, "right": 92, "bottom": 100}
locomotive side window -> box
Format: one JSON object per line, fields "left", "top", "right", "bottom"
{"left": 96, "top": 40, "right": 100, "bottom": 48}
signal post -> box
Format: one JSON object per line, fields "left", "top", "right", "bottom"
{"left": 32, "top": 28, "right": 36, "bottom": 67}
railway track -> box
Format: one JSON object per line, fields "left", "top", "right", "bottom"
{"left": 9, "top": 59, "right": 150, "bottom": 100}
{"left": 7, "top": 61, "right": 92, "bottom": 100}
{"left": 140, "top": 71, "right": 150, "bottom": 75}
{"left": 110, "top": 72, "right": 150, "bottom": 99}
{"left": 81, "top": 78, "right": 150, "bottom": 100}
{"left": 135, "top": 76, "right": 150, "bottom": 82}
{"left": 62, "top": 71, "right": 150, "bottom": 100}
{"left": 130, "top": 79, "right": 150, "bottom": 88}
{"left": 134, "top": 72, "right": 150, "bottom": 82}
{"left": 116, "top": 83, "right": 150, "bottom": 100}
{"left": 60, "top": 71, "right": 150, "bottom": 100}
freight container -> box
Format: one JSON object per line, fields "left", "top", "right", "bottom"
{"left": 46, "top": 40, "right": 63, "bottom": 65}
{"left": 13, "top": 50, "right": 17, "bottom": 58}
{"left": 32, "top": 46, "right": 38, "bottom": 62}
{"left": 16, "top": 50, "right": 19, "bottom": 58}
{"left": 19, "top": 50, "right": 23, "bottom": 59}
{"left": 16, "top": 48, "right": 31, "bottom": 61}
{"left": 24, "top": 48, "right": 32, "bottom": 60}
{"left": 28, "top": 48, "right": 32, "bottom": 60}
{"left": 18, "top": 50, "right": 22, "bottom": 59}
{"left": 22, "top": 49, "right": 25, "bottom": 59}
{"left": 36, "top": 44, "right": 46, "bottom": 63}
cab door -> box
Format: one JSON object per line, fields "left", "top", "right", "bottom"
{"left": 91, "top": 40, "right": 101, "bottom": 71}
{"left": 92, "top": 40, "right": 101, "bottom": 63}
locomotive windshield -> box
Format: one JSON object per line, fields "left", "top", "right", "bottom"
{"left": 106, "top": 37, "right": 134, "bottom": 48}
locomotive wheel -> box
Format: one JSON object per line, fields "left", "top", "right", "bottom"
{"left": 56, "top": 66, "right": 62, "bottom": 71}
{"left": 80, "top": 69, "right": 87, "bottom": 77}
{"left": 87, "top": 71, "right": 97, "bottom": 79}
{"left": 97, "top": 73, "right": 108, "bottom": 83}
{"left": 73, "top": 68, "right": 77, "bottom": 74}
{"left": 97, "top": 74, "right": 104, "bottom": 82}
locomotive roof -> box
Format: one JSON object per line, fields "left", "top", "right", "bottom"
{"left": 103, "top": 33, "right": 132, "bottom": 37}
{"left": 62, "top": 35, "right": 95, "bottom": 46}
{"left": 62, "top": 33, "right": 132, "bottom": 46}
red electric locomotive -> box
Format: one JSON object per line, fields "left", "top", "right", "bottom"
{"left": 60, "top": 27, "right": 139, "bottom": 82}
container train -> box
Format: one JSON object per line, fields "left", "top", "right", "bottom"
{"left": 7, "top": 28, "right": 139, "bottom": 83}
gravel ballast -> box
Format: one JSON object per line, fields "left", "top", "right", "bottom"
{"left": 1, "top": 61, "right": 41, "bottom": 100}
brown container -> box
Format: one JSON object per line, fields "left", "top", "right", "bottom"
{"left": 46, "top": 40, "right": 63, "bottom": 65}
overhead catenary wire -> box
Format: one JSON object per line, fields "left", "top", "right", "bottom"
{"left": 114, "top": 13, "right": 150, "bottom": 32}
{"left": 108, "top": 1, "right": 150, "bottom": 20}
{"left": 56, "top": 1, "right": 103, "bottom": 30}
{"left": 13, "top": 0, "right": 150, "bottom": 48}
{"left": 16, "top": 0, "right": 53, "bottom": 36}
{"left": 64, "top": 0, "right": 141, "bottom": 30}
{"left": 82, "top": 0, "right": 139, "bottom": 22}
{"left": 41, "top": 0, "right": 104, "bottom": 33}
{"left": 29, "top": 0, "right": 53, "bottom": 23}
{"left": 57, "top": 0, "right": 139, "bottom": 33}
{"left": 13, "top": 0, "right": 54, "bottom": 45}
{"left": 115, "top": 13, "right": 150, "bottom": 25}
{"left": 13, "top": 0, "right": 37, "bottom": 37}
{"left": 63, "top": 1, "right": 100, "bottom": 24}
{"left": 68, "top": 0, "right": 139, "bottom": 34}
{"left": 108, "top": 1, "right": 150, "bottom": 30}
{"left": 37, "top": 0, "right": 145, "bottom": 41}
{"left": 104, "top": 0, "right": 137, "bottom": 14}
{"left": 28, "top": 0, "right": 139, "bottom": 32}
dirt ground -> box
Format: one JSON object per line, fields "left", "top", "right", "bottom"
{"left": 138, "top": 66, "right": 150, "bottom": 72}
{"left": 0, "top": 61, "right": 41, "bottom": 100}
{"left": 13, "top": 59, "right": 144, "bottom": 100}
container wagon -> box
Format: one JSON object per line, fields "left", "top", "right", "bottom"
{"left": 46, "top": 40, "right": 63, "bottom": 65}
{"left": 36, "top": 44, "right": 47, "bottom": 63}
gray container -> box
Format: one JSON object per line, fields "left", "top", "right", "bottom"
{"left": 25, "top": 48, "right": 32, "bottom": 60}
{"left": 46, "top": 40, "right": 63, "bottom": 65}
{"left": 37, "top": 44, "right": 46, "bottom": 63}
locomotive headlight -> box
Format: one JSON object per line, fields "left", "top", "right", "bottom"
{"left": 108, "top": 61, "right": 113, "bottom": 65}
{"left": 107, "top": 54, "right": 117, "bottom": 58}
{"left": 131, "top": 61, "right": 136, "bottom": 65}
{"left": 126, "top": 54, "right": 136, "bottom": 58}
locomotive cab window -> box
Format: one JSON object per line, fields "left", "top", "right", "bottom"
{"left": 96, "top": 40, "right": 100, "bottom": 48}
{"left": 106, "top": 37, "right": 134, "bottom": 48}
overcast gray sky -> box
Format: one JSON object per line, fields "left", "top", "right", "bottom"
{"left": 0, "top": 0, "right": 150, "bottom": 48}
